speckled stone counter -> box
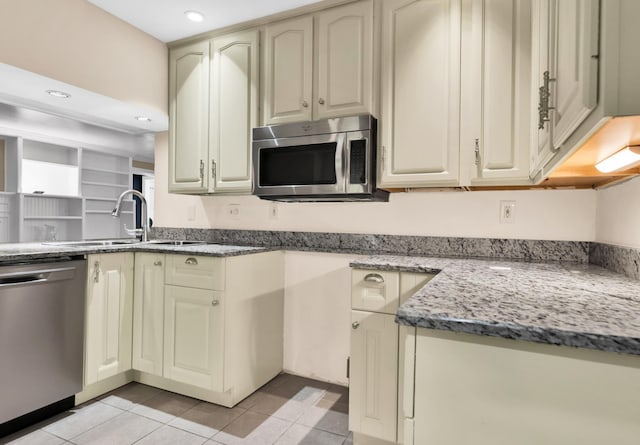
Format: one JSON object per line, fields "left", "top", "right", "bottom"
{"left": 351, "top": 255, "right": 640, "bottom": 356}
{"left": 0, "top": 241, "right": 269, "bottom": 263}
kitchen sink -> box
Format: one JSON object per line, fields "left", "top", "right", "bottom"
{"left": 43, "top": 239, "right": 139, "bottom": 247}
{"left": 143, "top": 240, "right": 206, "bottom": 246}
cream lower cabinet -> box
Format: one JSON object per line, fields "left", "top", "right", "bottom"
{"left": 84, "top": 253, "right": 134, "bottom": 386}
{"left": 404, "top": 329, "right": 640, "bottom": 445}
{"left": 163, "top": 286, "right": 224, "bottom": 391}
{"left": 132, "top": 251, "right": 284, "bottom": 407}
{"left": 132, "top": 253, "right": 165, "bottom": 376}
{"left": 349, "top": 269, "right": 434, "bottom": 445}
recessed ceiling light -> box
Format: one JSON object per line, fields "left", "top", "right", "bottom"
{"left": 184, "top": 10, "right": 205, "bottom": 22}
{"left": 135, "top": 116, "right": 152, "bottom": 122}
{"left": 46, "top": 89, "right": 71, "bottom": 99}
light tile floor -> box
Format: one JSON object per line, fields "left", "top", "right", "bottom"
{"left": 1, "top": 374, "right": 353, "bottom": 445}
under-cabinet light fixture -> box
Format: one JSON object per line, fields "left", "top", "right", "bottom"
{"left": 595, "top": 145, "right": 640, "bottom": 173}
{"left": 184, "top": 10, "right": 204, "bottom": 22}
{"left": 46, "top": 89, "right": 71, "bottom": 99}
{"left": 135, "top": 116, "right": 152, "bottom": 122}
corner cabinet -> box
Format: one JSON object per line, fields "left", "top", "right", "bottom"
{"left": 84, "top": 253, "right": 134, "bottom": 386}
{"left": 262, "top": 0, "right": 374, "bottom": 125}
{"left": 168, "top": 29, "right": 259, "bottom": 195}
{"left": 379, "top": 0, "right": 462, "bottom": 187}
{"left": 132, "top": 252, "right": 165, "bottom": 376}
{"left": 530, "top": 0, "right": 599, "bottom": 178}
{"left": 349, "top": 268, "right": 433, "bottom": 445}
{"left": 168, "top": 40, "right": 210, "bottom": 193}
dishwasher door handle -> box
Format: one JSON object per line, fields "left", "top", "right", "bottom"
{"left": 0, "top": 267, "right": 77, "bottom": 287}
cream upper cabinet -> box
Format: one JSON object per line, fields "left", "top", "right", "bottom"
{"left": 84, "top": 253, "right": 134, "bottom": 386}
{"left": 209, "top": 29, "right": 260, "bottom": 193}
{"left": 168, "top": 40, "right": 210, "bottom": 193}
{"left": 263, "top": 16, "right": 313, "bottom": 124}
{"left": 464, "top": 0, "right": 533, "bottom": 185}
{"left": 263, "top": 1, "right": 373, "bottom": 125}
{"left": 315, "top": 1, "right": 373, "bottom": 120}
{"left": 379, "top": 0, "right": 462, "bottom": 188}
{"left": 530, "top": 0, "right": 599, "bottom": 177}
{"left": 132, "top": 253, "right": 165, "bottom": 376}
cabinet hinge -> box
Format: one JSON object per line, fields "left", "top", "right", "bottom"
{"left": 380, "top": 146, "right": 386, "bottom": 173}
{"left": 346, "top": 357, "right": 350, "bottom": 379}
{"left": 474, "top": 138, "right": 480, "bottom": 165}
{"left": 199, "top": 159, "right": 204, "bottom": 182}
{"left": 538, "top": 70, "right": 556, "bottom": 130}
{"left": 212, "top": 159, "right": 216, "bottom": 181}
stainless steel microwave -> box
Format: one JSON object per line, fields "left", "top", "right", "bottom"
{"left": 251, "top": 115, "right": 388, "bottom": 202}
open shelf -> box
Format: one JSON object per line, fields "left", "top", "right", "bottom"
{"left": 82, "top": 181, "right": 130, "bottom": 188}
{"left": 23, "top": 216, "right": 83, "bottom": 220}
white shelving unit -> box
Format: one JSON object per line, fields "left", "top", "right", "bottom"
{"left": 81, "top": 149, "right": 134, "bottom": 240}
{"left": 1, "top": 136, "right": 138, "bottom": 242}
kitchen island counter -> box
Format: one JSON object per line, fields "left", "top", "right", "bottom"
{"left": 351, "top": 255, "right": 640, "bottom": 356}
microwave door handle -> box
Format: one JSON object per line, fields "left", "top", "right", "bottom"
{"left": 337, "top": 132, "right": 348, "bottom": 191}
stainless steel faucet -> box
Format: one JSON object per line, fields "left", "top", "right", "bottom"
{"left": 112, "top": 189, "right": 149, "bottom": 242}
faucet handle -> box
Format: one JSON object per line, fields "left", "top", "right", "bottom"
{"left": 124, "top": 225, "right": 142, "bottom": 237}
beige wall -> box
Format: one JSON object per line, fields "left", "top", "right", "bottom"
{"left": 596, "top": 176, "right": 640, "bottom": 248}
{"left": 155, "top": 140, "right": 597, "bottom": 240}
{"left": 132, "top": 160, "right": 154, "bottom": 171}
{"left": 0, "top": 0, "right": 168, "bottom": 113}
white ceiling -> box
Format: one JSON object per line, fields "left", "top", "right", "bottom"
{"left": 87, "top": 0, "right": 324, "bottom": 42}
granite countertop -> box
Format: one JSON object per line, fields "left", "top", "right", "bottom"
{"left": 351, "top": 255, "right": 640, "bottom": 356}
{"left": 0, "top": 241, "right": 269, "bottom": 262}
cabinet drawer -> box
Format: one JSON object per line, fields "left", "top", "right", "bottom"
{"left": 351, "top": 269, "right": 400, "bottom": 314}
{"left": 165, "top": 255, "right": 225, "bottom": 290}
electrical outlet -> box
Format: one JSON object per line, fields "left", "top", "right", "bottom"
{"left": 269, "top": 202, "right": 278, "bottom": 220}
{"left": 500, "top": 200, "right": 516, "bottom": 224}
{"left": 227, "top": 204, "right": 240, "bottom": 218}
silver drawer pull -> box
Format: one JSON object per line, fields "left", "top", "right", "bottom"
{"left": 364, "top": 273, "right": 384, "bottom": 284}
{"left": 154, "top": 260, "right": 162, "bottom": 266}
{"left": 185, "top": 257, "right": 198, "bottom": 265}
{"left": 211, "top": 299, "right": 220, "bottom": 306}
{"left": 352, "top": 321, "right": 360, "bottom": 330}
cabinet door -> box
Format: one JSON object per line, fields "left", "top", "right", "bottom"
{"left": 380, "top": 0, "right": 462, "bottom": 187}
{"left": 316, "top": 1, "right": 373, "bottom": 120}
{"left": 132, "top": 253, "right": 164, "bottom": 376}
{"left": 209, "top": 29, "right": 259, "bottom": 194}
{"left": 550, "top": 0, "right": 599, "bottom": 150}
{"left": 164, "top": 285, "right": 224, "bottom": 391}
{"left": 168, "top": 40, "right": 210, "bottom": 193}
{"left": 263, "top": 16, "right": 313, "bottom": 125}
{"left": 84, "top": 253, "right": 134, "bottom": 386}
{"left": 349, "top": 310, "right": 399, "bottom": 442}
{"left": 530, "top": 0, "right": 554, "bottom": 177}
{"left": 466, "top": 0, "right": 532, "bottom": 185}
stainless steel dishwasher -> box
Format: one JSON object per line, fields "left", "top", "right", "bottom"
{"left": 0, "top": 257, "right": 86, "bottom": 436}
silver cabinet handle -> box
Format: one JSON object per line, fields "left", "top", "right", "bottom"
{"left": 364, "top": 273, "right": 384, "bottom": 284}
{"left": 318, "top": 98, "right": 325, "bottom": 105}
{"left": 352, "top": 321, "right": 360, "bottom": 329}
{"left": 211, "top": 299, "right": 220, "bottom": 306}
{"left": 301, "top": 100, "right": 308, "bottom": 108}
{"left": 185, "top": 257, "right": 198, "bottom": 265}
{"left": 154, "top": 260, "right": 162, "bottom": 266}
{"left": 93, "top": 260, "right": 100, "bottom": 283}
